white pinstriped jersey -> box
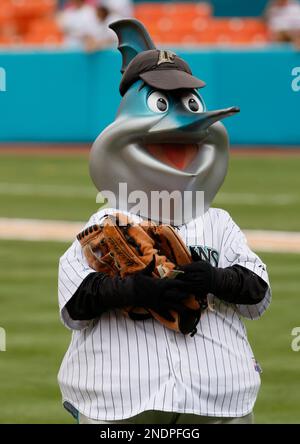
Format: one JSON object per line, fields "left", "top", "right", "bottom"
{"left": 58, "top": 207, "right": 271, "bottom": 420}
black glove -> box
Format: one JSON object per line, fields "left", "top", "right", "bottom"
{"left": 177, "top": 261, "right": 268, "bottom": 305}
{"left": 133, "top": 272, "right": 200, "bottom": 322}
{"left": 66, "top": 266, "right": 193, "bottom": 322}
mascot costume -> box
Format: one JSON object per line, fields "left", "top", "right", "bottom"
{"left": 58, "top": 19, "right": 271, "bottom": 425}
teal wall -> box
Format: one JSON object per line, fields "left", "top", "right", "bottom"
{"left": 0, "top": 47, "right": 299, "bottom": 145}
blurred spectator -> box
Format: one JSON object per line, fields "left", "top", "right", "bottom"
{"left": 265, "top": 0, "right": 300, "bottom": 48}
{"left": 57, "top": 0, "right": 126, "bottom": 50}
{"left": 84, "top": 4, "right": 120, "bottom": 52}
{"left": 57, "top": 0, "right": 67, "bottom": 9}
{"left": 101, "top": 0, "right": 133, "bottom": 17}
{"left": 57, "top": 0, "right": 99, "bottom": 48}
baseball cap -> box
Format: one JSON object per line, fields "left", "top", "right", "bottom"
{"left": 119, "top": 49, "right": 206, "bottom": 96}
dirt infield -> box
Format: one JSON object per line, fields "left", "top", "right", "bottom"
{"left": 1, "top": 217, "right": 299, "bottom": 253}
{"left": 1, "top": 144, "right": 300, "bottom": 157}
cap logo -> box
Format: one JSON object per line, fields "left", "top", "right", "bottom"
{"left": 157, "top": 50, "right": 176, "bottom": 66}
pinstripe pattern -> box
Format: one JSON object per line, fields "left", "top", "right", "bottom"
{"left": 58, "top": 208, "right": 271, "bottom": 420}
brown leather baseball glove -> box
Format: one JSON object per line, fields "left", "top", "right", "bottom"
{"left": 77, "top": 212, "right": 207, "bottom": 335}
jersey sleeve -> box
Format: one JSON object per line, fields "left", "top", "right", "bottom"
{"left": 58, "top": 210, "right": 108, "bottom": 330}
{"left": 218, "top": 211, "right": 271, "bottom": 320}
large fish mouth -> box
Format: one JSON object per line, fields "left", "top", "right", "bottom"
{"left": 145, "top": 142, "right": 201, "bottom": 171}
{"left": 121, "top": 128, "right": 215, "bottom": 177}
{"left": 138, "top": 107, "right": 239, "bottom": 172}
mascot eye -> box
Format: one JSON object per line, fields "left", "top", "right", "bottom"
{"left": 147, "top": 91, "right": 169, "bottom": 113}
{"left": 182, "top": 93, "right": 204, "bottom": 113}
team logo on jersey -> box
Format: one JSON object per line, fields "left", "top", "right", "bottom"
{"left": 189, "top": 246, "right": 219, "bottom": 267}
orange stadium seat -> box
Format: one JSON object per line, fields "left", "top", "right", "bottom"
{"left": 13, "top": 0, "right": 57, "bottom": 33}
{"left": 212, "top": 18, "right": 266, "bottom": 33}
{"left": 0, "top": 35, "right": 18, "bottom": 46}
{"left": 13, "top": 0, "right": 56, "bottom": 19}
{"left": 160, "top": 2, "right": 212, "bottom": 18}
{"left": 23, "top": 17, "right": 63, "bottom": 46}
{"left": 215, "top": 31, "right": 268, "bottom": 45}
{"left": 135, "top": 2, "right": 212, "bottom": 23}
{"left": 194, "top": 31, "right": 218, "bottom": 44}
{"left": 143, "top": 6, "right": 269, "bottom": 46}
{"left": 135, "top": 3, "right": 168, "bottom": 20}
{"left": 236, "top": 18, "right": 267, "bottom": 33}
{"left": 249, "top": 32, "right": 269, "bottom": 44}
{"left": 134, "top": 4, "right": 269, "bottom": 46}
{"left": 180, "top": 32, "right": 216, "bottom": 45}
{"left": 23, "top": 32, "right": 63, "bottom": 46}
{"left": 28, "top": 18, "right": 61, "bottom": 35}
{"left": 0, "top": 3, "right": 14, "bottom": 25}
{"left": 192, "top": 17, "right": 212, "bottom": 32}
{"left": 142, "top": 16, "right": 213, "bottom": 37}
{"left": 199, "top": 18, "right": 267, "bottom": 45}
{"left": 0, "top": 1, "right": 269, "bottom": 48}
{"left": 152, "top": 28, "right": 217, "bottom": 46}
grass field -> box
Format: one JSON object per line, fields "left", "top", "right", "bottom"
{"left": 0, "top": 151, "right": 299, "bottom": 424}
{"left": 0, "top": 152, "right": 299, "bottom": 230}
